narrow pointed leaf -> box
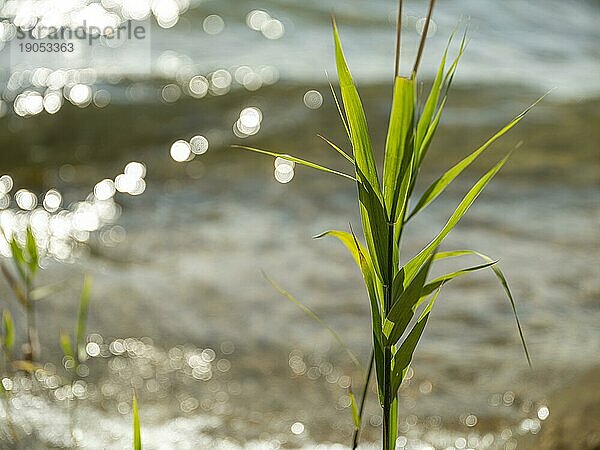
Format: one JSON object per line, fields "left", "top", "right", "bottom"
{"left": 25, "top": 226, "right": 39, "bottom": 277}
{"left": 75, "top": 275, "right": 92, "bottom": 363}
{"left": 263, "top": 272, "right": 361, "bottom": 368}
{"left": 9, "top": 238, "right": 27, "bottom": 286}
{"left": 404, "top": 154, "right": 511, "bottom": 283}
{"left": 408, "top": 96, "right": 547, "bottom": 221}
{"left": 317, "top": 134, "right": 354, "bottom": 163}
{"left": 133, "top": 392, "right": 142, "bottom": 450}
{"left": 332, "top": 19, "right": 381, "bottom": 198}
{"left": 232, "top": 145, "right": 356, "bottom": 181}
{"left": 390, "top": 287, "right": 442, "bottom": 394}
{"left": 348, "top": 388, "right": 361, "bottom": 429}
{"left": 30, "top": 280, "right": 68, "bottom": 302}
{"left": 327, "top": 78, "right": 351, "bottom": 140}
{"left": 383, "top": 76, "right": 415, "bottom": 220}
{"left": 2, "top": 309, "right": 14, "bottom": 354}
{"left": 421, "top": 260, "right": 498, "bottom": 297}
{"left": 416, "top": 33, "right": 467, "bottom": 166}
{"left": 0, "top": 262, "right": 28, "bottom": 307}
{"left": 385, "top": 253, "right": 436, "bottom": 345}
{"left": 59, "top": 331, "right": 74, "bottom": 362}
{"left": 314, "top": 230, "right": 367, "bottom": 270}
{"left": 420, "top": 249, "right": 531, "bottom": 366}
{"left": 415, "top": 42, "right": 449, "bottom": 157}
{"left": 357, "top": 172, "right": 390, "bottom": 282}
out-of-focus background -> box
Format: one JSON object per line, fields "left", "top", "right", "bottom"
{"left": 0, "top": 0, "right": 598, "bottom": 448}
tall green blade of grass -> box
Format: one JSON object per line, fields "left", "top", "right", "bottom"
{"left": 232, "top": 145, "right": 355, "bottom": 181}
{"left": 404, "top": 154, "right": 511, "bottom": 283}
{"left": 407, "top": 98, "right": 545, "bottom": 221}
{"left": 390, "top": 287, "right": 442, "bottom": 395}
{"left": 133, "top": 392, "right": 142, "bottom": 450}
{"left": 25, "top": 227, "right": 39, "bottom": 279}
{"left": 262, "top": 272, "right": 361, "bottom": 368}
{"left": 75, "top": 275, "right": 92, "bottom": 363}
{"left": 383, "top": 77, "right": 415, "bottom": 222}
{"left": 2, "top": 310, "right": 14, "bottom": 358}
{"left": 332, "top": 19, "right": 381, "bottom": 199}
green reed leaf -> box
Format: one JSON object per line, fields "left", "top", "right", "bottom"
{"left": 25, "top": 226, "right": 39, "bottom": 278}
{"left": 418, "top": 249, "right": 531, "bottom": 366}
{"left": 385, "top": 253, "right": 436, "bottom": 345}
{"left": 407, "top": 99, "right": 541, "bottom": 221}
{"left": 59, "top": 330, "right": 74, "bottom": 363}
{"left": 317, "top": 134, "right": 354, "bottom": 163}
{"left": 0, "top": 261, "right": 28, "bottom": 307}
{"left": 390, "top": 286, "right": 442, "bottom": 395}
{"left": 404, "top": 153, "right": 511, "bottom": 283}
{"left": 332, "top": 19, "right": 381, "bottom": 198}
{"left": 262, "top": 271, "right": 361, "bottom": 368}
{"left": 415, "top": 41, "right": 448, "bottom": 158}
{"left": 9, "top": 237, "right": 28, "bottom": 286}
{"left": 421, "top": 260, "right": 497, "bottom": 296}
{"left": 133, "top": 391, "right": 142, "bottom": 450}
{"left": 232, "top": 145, "right": 356, "bottom": 181}
{"left": 30, "top": 280, "right": 68, "bottom": 302}
{"left": 416, "top": 33, "right": 467, "bottom": 166}
{"left": 75, "top": 275, "right": 92, "bottom": 363}
{"left": 2, "top": 309, "right": 14, "bottom": 355}
{"left": 327, "top": 77, "right": 351, "bottom": 140}
{"left": 383, "top": 76, "right": 415, "bottom": 221}
{"left": 357, "top": 170, "right": 390, "bottom": 282}
{"left": 348, "top": 387, "right": 361, "bottom": 429}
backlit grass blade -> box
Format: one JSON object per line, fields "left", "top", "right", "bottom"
{"left": 327, "top": 77, "right": 351, "bottom": 140}
{"left": 385, "top": 253, "right": 435, "bottom": 345}
{"left": 133, "top": 392, "right": 142, "bottom": 450}
{"left": 348, "top": 387, "right": 361, "bottom": 429}
{"left": 407, "top": 99, "right": 543, "bottom": 221}
{"left": 232, "top": 145, "right": 356, "bottom": 181}
{"left": 75, "top": 275, "right": 92, "bottom": 363}
{"left": 59, "top": 330, "right": 74, "bottom": 363}
{"left": 404, "top": 153, "right": 511, "bottom": 282}
{"left": 317, "top": 134, "right": 354, "bottom": 163}
{"left": 383, "top": 76, "right": 415, "bottom": 220}
{"left": 421, "top": 260, "right": 497, "bottom": 296}
{"left": 262, "top": 271, "right": 361, "bottom": 368}
{"left": 314, "top": 230, "right": 368, "bottom": 269}
{"left": 416, "top": 33, "right": 467, "bottom": 165}
{"left": 8, "top": 237, "right": 27, "bottom": 286}
{"left": 2, "top": 309, "right": 14, "bottom": 356}
{"left": 332, "top": 19, "right": 381, "bottom": 199}
{"left": 314, "top": 229, "right": 384, "bottom": 336}
{"left": 390, "top": 287, "right": 442, "bottom": 394}
{"left": 415, "top": 40, "right": 449, "bottom": 157}
{"left": 421, "top": 249, "right": 531, "bottom": 366}
{"left": 0, "top": 262, "right": 28, "bottom": 307}
{"left": 25, "top": 226, "right": 38, "bottom": 278}
{"left": 357, "top": 171, "right": 391, "bottom": 281}
{"left": 30, "top": 280, "right": 68, "bottom": 302}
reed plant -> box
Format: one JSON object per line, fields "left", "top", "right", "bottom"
{"left": 59, "top": 275, "right": 92, "bottom": 372}
{"left": 0, "top": 226, "right": 41, "bottom": 361}
{"left": 235, "top": 1, "right": 536, "bottom": 448}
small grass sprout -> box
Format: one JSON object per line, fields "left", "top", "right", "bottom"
{"left": 133, "top": 391, "right": 142, "bottom": 450}
{"left": 59, "top": 274, "right": 93, "bottom": 373}
{"left": 235, "top": 0, "right": 537, "bottom": 448}
{"left": 0, "top": 225, "right": 41, "bottom": 361}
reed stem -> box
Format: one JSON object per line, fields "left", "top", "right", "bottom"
{"left": 351, "top": 351, "right": 374, "bottom": 449}
{"left": 412, "top": 0, "right": 436, "bottom": 77}
{"left": 394, "top": 0, "right": 404, "bottom": 78}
